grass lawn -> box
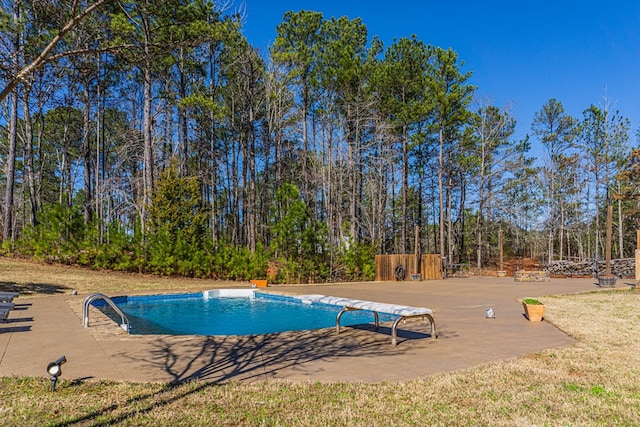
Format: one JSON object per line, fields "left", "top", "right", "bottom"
{"left": 2, "top": 257, "right": 640, "bottom": 426}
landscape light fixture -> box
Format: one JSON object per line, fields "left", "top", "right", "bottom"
{"left": 46, "top": 355, "right": 67, "bottom": 392}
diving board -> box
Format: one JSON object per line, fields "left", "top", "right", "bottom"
{"left": 300, "top": 295, "right": 436, "bottom": 346}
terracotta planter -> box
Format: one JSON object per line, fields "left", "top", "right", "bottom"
{"left": 250, "top": 279, "right": 268, "bottom": 288}
{"left": 523, "top": 301, "right": 545, "bottom": 321}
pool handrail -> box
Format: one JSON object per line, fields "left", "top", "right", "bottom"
{"left": 82, "top": 293, "right": 130, "bottom": 332}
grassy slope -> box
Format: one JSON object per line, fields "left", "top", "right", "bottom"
{"left": 1, "top": 257, "right": 640, "bottom": 426}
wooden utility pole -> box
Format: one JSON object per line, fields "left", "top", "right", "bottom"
{"left": 605, "top": 205, "right": 613, "bottom": 277}
{"left": 499, "top": 228, "right": 504, "bottom": 271}
{"left": 636, "top": 230, "right": 640, "bottom": 288}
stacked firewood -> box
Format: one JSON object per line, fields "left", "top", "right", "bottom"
{"left": 546, "top": 259, "right": 636, "bottom": 278}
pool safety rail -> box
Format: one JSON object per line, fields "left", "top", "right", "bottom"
{"left": 300, "top": 295, "right": 436, "bottom": 346}
{"left": 82, "top": 293, "right": 130, "bottom": 332}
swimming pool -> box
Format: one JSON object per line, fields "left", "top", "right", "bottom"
{"left": 95, "top": 289, "right": 395, "bottom": 336}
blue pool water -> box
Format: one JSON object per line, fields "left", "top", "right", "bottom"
{"left": 96, "top": 290, "right": 394, "bottom": 336}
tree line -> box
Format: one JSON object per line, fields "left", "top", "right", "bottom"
{"left": 1, "top": 1, "right": 639, "bottom": 282}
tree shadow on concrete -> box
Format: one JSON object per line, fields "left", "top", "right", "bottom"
{"left": 0, "top": 281, "right": 71, "bottom": 296}
{"left": 112, "top": 322, "right": 436, "bottom": 385}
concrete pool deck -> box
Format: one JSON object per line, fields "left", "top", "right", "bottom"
{"left": 0, "top": 276, "right": 624, "bottom": 384}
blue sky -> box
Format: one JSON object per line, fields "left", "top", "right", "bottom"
{"left": 238, "top": 0, "right": 640, "bottom": 150}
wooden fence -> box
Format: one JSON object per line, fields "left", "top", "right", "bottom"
{"left": 375, "top": 254, "right": 443, "bottom": 281}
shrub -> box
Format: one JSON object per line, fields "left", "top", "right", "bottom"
{"left": 339, "top": 240, "right": 377, "bottom": 281}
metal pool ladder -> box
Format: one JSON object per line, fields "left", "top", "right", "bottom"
{"left": 82, "top": 293, "right": 130, "bottom": 332}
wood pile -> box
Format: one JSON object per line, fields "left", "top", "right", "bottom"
{"left": 545, "top": 259, "right": 635, "bottom": 278}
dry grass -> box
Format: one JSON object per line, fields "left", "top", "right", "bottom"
{"left": 0, "top": 257, "right": 242, "bottom": 297}
{"left": 2, "top": 257, "right": 640, "bottom": 425}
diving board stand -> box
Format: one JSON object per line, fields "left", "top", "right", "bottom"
{"left": 301, "top": 295, "right": 436, "bottom": 346}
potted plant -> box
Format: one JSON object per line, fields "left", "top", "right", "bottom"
{"left": 522, "top": 298, "right": 545, "bottom": 321}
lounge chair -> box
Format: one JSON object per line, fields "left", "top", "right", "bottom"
{"left": 0, "top": 291, "right": 19, "bottom": 302}
{"left": 0, "top": 301, "right": 15, "bottom": 322}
